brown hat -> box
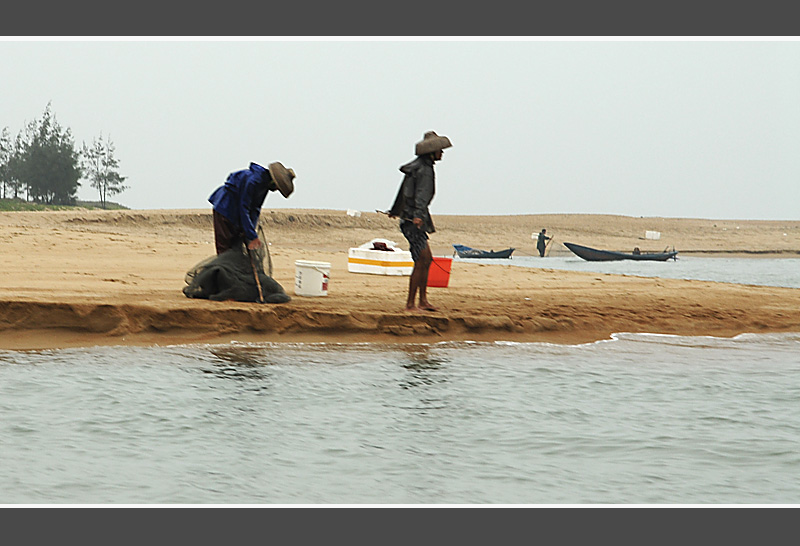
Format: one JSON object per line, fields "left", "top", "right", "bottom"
{"left": 415, "top": 131, "right": 452, "bottom": 156}
{"left": 267, "top": 162, "right": 296, "bottom": 198}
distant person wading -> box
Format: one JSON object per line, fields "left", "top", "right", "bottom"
{"left": 537, "top": 228, "right": 551, "bottom": 257}
{"left": 389, "top": 131, "right": 452, "bottom": 312}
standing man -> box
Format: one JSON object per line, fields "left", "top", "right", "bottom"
{"left": 389, "top": 131, "right": 452, "bottom": 312}
{"left": 537, "top": 228, "right": 551, "bottom": 257}
{"left": 208, "top": 161, "right": 296, "bottom": 255}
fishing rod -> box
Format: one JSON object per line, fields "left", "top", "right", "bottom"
{"left": 376, "top": 209, "right": 413, "bottom": 222}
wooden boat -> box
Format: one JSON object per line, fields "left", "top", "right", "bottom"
{"left": 564, "top": 242, "right": 678, "bottom": 262}
{"left": 453, "top": 244, "right": 515, "bottom": 259}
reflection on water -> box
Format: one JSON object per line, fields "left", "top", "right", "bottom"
{"left": 1, "top": 334, "right": 799, "bottom": 504}
{"left": 202, "top": 347, "right": 278, "bottom": 386}
{"left": 203, "top": 362, "right": 273, "bottom": 383}
{"left": 210, "top": 346, "right": 266, "bottom": 366}
{"left": 399, "top": 344, "right": 450, "bottom": 390}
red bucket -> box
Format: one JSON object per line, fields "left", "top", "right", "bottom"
{"left": 427, "top": 256, "right": 453, "bottom": 288}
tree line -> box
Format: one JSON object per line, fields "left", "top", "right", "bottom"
{"left": 0, "top": 102, "right": 127, "bottom": 209}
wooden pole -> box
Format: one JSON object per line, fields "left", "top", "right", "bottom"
{"left": 248, "top": 249, "right": 265, "bottom": 303}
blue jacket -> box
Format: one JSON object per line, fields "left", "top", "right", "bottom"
{"left": 208, "top": 162, "right": 272, "bottom": 241}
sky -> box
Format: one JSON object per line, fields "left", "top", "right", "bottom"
{"left": 1, "top": 38, "right": 799, "bottom": 220}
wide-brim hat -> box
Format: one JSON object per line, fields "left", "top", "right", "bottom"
{"left": 415, "top": 131, "right": 452, "bottom": 156}
{"left": 268, "top": 162, "right": 296, "bottom": 198}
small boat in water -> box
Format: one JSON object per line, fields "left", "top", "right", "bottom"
{"left": 564, "top": 242, "right": 678, "bottom": 262}
{"left": 453, "top": 244, "right": 515, "bottom": 259}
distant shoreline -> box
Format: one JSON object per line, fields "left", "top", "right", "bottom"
{"left": 675, "top": 250, "right": 800, "bottom": 257}
{"left": 1, "top": 208, "right": 799, "bottom": 350}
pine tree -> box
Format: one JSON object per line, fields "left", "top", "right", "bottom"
{"left": 81, "top": 133, "right": 128, "bottom": 209}
{"left": 11, "top": 103, "right": 82, "bottom": 205}
{"left": 0, "top": 127, "right": 11, "bottom": 199}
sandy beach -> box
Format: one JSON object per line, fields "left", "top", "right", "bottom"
{"left": 1, "top": 208, "right": 799, "bottom": 350}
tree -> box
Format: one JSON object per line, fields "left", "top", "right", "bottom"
{"left": 11, "top": 103, "right": 82, "bottom": 205}
{"left": 0, "top": 127, "right": 10, "bottom": 198}
{"left": 81, "top": 133, "right": 128, "bottom": 209}
{"left": 2, "top": 128, "right": 32, "bottom": 201}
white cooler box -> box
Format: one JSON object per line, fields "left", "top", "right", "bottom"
{"left": 348, "top": 247, "right": 413, "bottom": 276}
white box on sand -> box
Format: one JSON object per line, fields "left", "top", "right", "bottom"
{"left": 645, "top": 230, "right": 661, "bottom": 240}
{"left": 348, "top": 239, "right": 413, "bottom": 276}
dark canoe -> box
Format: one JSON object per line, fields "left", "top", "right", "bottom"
{"left": 453, "top": 244, "right": 515, "bottom": 259}
{"left": 564, "top": 242, "right": 678, "bottom": 262}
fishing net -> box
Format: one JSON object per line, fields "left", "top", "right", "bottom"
{"left": 183, "top": 224, "right": 290, "bottom": 303}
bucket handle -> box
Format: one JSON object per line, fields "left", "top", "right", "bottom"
{"left": 430, "top": 258, "right": 451, "bottom": 274}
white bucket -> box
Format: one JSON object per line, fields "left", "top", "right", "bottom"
{"left": 294, "top": 260, "right": 331, "bottom": 297}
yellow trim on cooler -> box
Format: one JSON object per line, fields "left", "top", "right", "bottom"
{"left": 348, "top": 257, "right": 414, "bottom": 268}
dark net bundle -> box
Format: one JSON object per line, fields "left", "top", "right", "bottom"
{"left": 183, "top": 226, "right": 290, "bottom": 304}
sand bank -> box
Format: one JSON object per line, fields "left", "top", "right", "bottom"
{"left": 1, "top": 209, "right": 799, "bottom": 350}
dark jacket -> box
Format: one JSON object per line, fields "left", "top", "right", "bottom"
{"left": 389, "top": 155, "right": 436, "bottom": 233}
{"left": 208, "top": 162, "right": 272, "bottom": 241}
{"left": 537, "top": 232, "right": 550, "bottom": 252}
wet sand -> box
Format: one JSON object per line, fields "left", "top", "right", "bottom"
{"left": 1, "top": 208, "right": 799, "bottom": 350}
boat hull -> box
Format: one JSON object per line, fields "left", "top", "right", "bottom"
{"left": 453, "top": 245, "right": 515, "bottom": 259}
{"left": 564, "top": 242, "right": 677, "bottom": 262}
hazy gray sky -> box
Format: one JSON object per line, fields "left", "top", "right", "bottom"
{"left": 2, "top": 38, "right": 798, "bottom": 220}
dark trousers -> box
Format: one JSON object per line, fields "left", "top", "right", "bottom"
{"left": 400, "top": 220, "right": 429, "bottom": 262}
{"left": 213, "top": 210, "right": 244, "bottom": 255}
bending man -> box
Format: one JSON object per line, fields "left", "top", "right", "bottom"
{"left": 208, "top": 161, "right": 296, "bottom": 255}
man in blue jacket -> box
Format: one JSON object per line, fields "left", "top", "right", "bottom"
{"left": 208, "top": 161, "right": 296, "bottom": 255}
{"left": 389, "top": 131, "right": 452, "bottom": 312}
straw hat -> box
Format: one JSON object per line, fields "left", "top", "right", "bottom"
{"left": 415, "top": 131, "right": 452, "bottom": 156}
{"left": 267, "top": 162, "right": 296, "bottom": 198}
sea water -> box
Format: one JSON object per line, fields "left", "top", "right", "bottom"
{"left": 2, "top": 259, "right": 800, "bottom": 505}
{"left": 454, "top": 255, "right": 800, "bottom": 289}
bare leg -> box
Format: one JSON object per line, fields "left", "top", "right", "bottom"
{"left": 416, "top": 244, "right": 437, "bottom": 311}
{"left": 406, "top": 262, "right": 424, "bottom": 310}
{"left": 402, "top": 224, "right": 437, "bottom": 312}
{"left": 406, "top": 245, "right": 434, "bottom": 311}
